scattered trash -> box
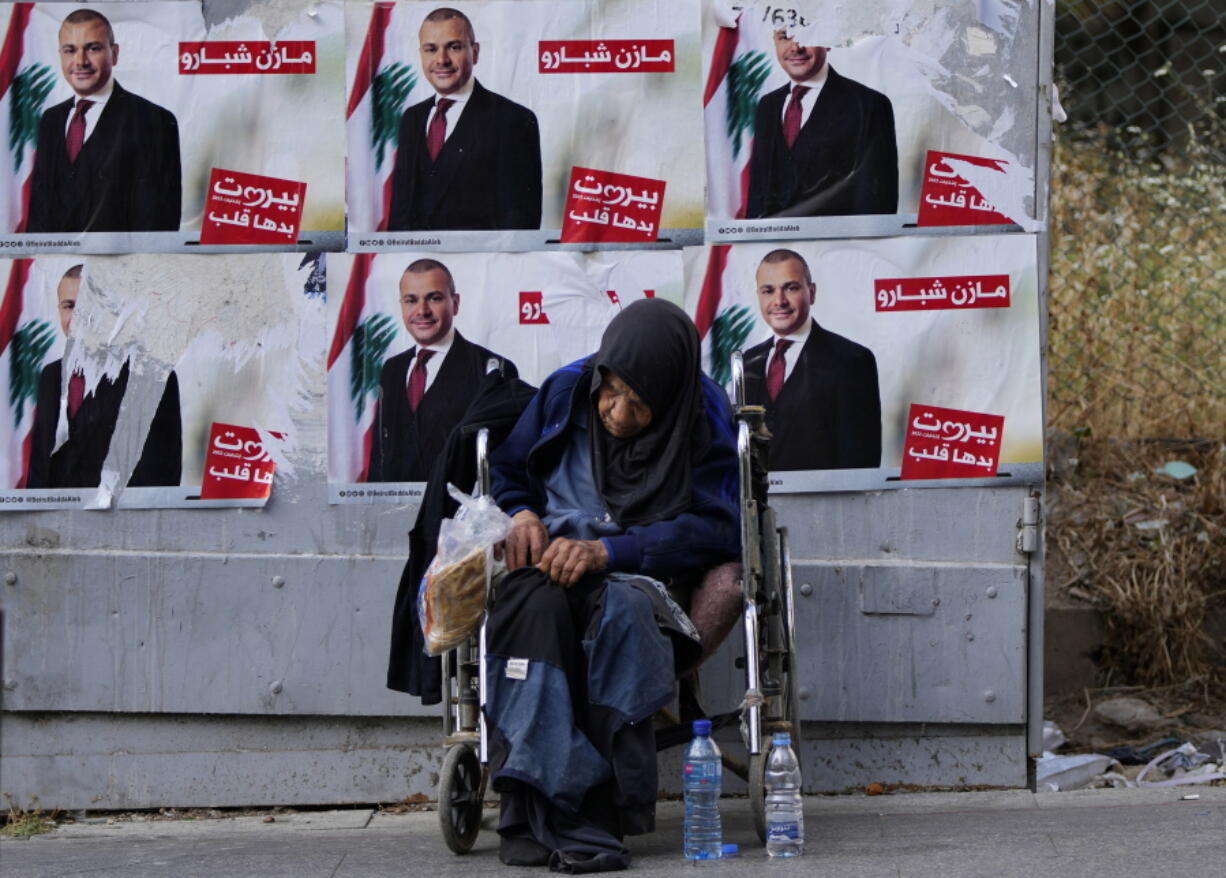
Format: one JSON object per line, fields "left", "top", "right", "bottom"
{"left": 1104, "top": 736, "right": 1182, "bottom": 766}
{"left": 865, "top": 783, "right": 884, "bottom": 796}
{"left": 1043, "top": 721, "right": 1066, "bottom": 752}
{"left": 1094, "top": 697, "right": 1169, "bottom": 732}
{"left": 1036, "top": 753, "right": 1120, "bottom": 792}
{"left": 1136, "top": 742, "right": 1226, "bottom": 788}
{"left": 262, "top": 816, "right": 275, "bottom": 823}
{"left": 1154, "top": 460, "right": 1197, "bottom": 480}
{"left": 1181, "top": 794, "right": 1201, "bottom": 801}
{"left": 1133, "top": 519, "right": 1168, "bottom": 531}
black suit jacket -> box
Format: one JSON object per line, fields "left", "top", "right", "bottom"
{"left": 367, "top": 332, "right": 517, "bottom": 482}
{"left": 25, "top": 359, "right": 182, "bottom": 489}
{"left": 386, "top": 80, "right": 542, "bottom": 231}
{"left": 747, "top": 67, "right": 898, "bottom": 219}
{"left": 744, "top": 322, "right": 882, "bottom": 471}
{"left": 27, "top": 82, "right": 181, "bottom": 233}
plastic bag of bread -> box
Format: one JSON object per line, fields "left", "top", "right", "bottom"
{"left": 419, "top": 485, "right": 511, "bottom": 655}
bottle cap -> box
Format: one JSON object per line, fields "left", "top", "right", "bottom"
{"left": 720, "top": 843, "right": 739, "bottom": 858}
{"left": 772, "top": 731, "right": 791, "bottom": 745}
{"left": 692, "top": 719, "right": 712, "bottom": 736}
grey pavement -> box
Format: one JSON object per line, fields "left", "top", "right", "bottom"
{"left": 2, "top": 787, "right": 1224, "bottom": 878}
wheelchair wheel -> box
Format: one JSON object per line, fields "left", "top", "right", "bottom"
{"left": 438, "top": 744, "right": 483, "bottom": 853}
{"left": 749, "top": 747, "right": 770, "bottom": 843}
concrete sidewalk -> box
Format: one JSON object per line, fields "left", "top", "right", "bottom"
{"left": 3, "top": 787, "right": 1223, "bottom": 877}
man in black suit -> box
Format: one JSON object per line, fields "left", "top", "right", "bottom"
{"left": 26, "top": 265, "right": 182, "bottom": 489}
{"left": 367, "top": 258, "right": 517, "bottom": 482}
{"left": 743, "top": 249, "right": 881, "bottom": 471}
{"left": 26, "top": 8, "right": 181, "bottom": 233}
{"left": 746, "top": 30, "right": 897, "bottom": 219}
{"left": 387, "top": 7, "right": 541, "bottom": 231}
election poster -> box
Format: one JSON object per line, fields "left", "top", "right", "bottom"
{"left": 0, "top": 253, "right": 325, "bottom": 510}
{"left": 0, "top": 1, "right": 345, "bottom": 253}
{"left": 703, "top": 0, "right": 1042, "bottom": 241}
{"left": 345, "top": 0, "right": 705, "bottom": 252}
{"left": 684, "top": 234, "right": 1043, "bottom": 492}
{"left": 327, "top": 249, "right": 683, "bottom": 503}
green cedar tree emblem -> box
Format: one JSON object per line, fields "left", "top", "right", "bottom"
{"left": 708, "top": 305, "right": 755, "bottom": 386}
{"left": 8, "top": 319, "right": 55, "bottom": 423}
{"left": 725, "top": 51, "right": 771, "bottom": 160}
{"left": 349, "top": 312, "right": 397, "bottom": 422}
{"left": 370, "top": 62, "right": 417, "bottom": 171}
{"left": 8, "top": 64, "right": 55, "bottom": 168}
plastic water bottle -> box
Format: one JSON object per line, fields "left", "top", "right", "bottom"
{"left": 765, "top": 732, "right": 804, "bottom": 857}
{"left": 682, "top": 719, "right": 722, "bottom": 860}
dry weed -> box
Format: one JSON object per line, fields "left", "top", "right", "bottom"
{"left": 1049, "top": 438, "right": 1225, "bottom": 689}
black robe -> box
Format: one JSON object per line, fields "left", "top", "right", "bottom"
{"left": 385, "top": 367, "right": 537, "bottom": 700}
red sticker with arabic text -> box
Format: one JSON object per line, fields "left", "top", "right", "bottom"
{"left": 874, "top": 275, "right": 1011, "bottom": 312}
{"left": 519, "top": 291, "right": 549, "bottom": 324}
{"left": 917, "top": 151, "right": 1012, "bottom": 227}
{"left": 900, "top": 404, "right": 1004, "bottom": 480}
{"left": 560, "top": 167, "right": 665, "bottom": 244}
{"left": 179, "top": 41, "right": 316, "bottom": 74}
{"left": 200, "top": 423, "right": 283, "bottom": 500}
{"left": 538, "top": 40, "right": 674, "bottom": 74}
{"left": 200, "top": 169, "right": 306, "bottom": 245}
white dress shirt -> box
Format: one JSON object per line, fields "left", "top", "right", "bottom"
{"left": 63, "top": 76, "right": 114, "bottom": 144}
{"left": 423, "top": 77, "right": 475, "bottom": 142}
{"left": 406, "top": 329, "right": 455, "bottom": 396}
{"left": 765, "top": 319, "right": 813, "bottom": 386}
{"left": 777, "top": 62, "right": 829, "bottom": 131}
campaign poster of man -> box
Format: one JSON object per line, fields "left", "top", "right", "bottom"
{"left": 345, "top": 0, "right": 704, "bottom": 250}
{"left": 685, "top": 234, "right": 1043, "bottom": 492}
{"left": 703, "top": 0, "right": 1042, "bottom": 240}
{"left": 327, "top": 249, "right": 684, "bottom": 503}
{"left": 0, "top": 253, "right": 324, "bottom": 510}
{"left": 0, "top": 2, "right": 345, "bottom": 250}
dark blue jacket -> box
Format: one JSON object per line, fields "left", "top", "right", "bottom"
{"left": 490, "top": 359, "right": 740, "bottom": 579}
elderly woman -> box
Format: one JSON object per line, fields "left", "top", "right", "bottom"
{"left": 486, "top": 299, "right": 740, "bottom": 871}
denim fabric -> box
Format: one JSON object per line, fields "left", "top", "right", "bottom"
{"left": 486, "top": 653, "right": 611, "bottom": 813}
{"left": 583, "top": 577, "right": 676, "bottom": 723}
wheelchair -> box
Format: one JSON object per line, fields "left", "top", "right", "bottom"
{"left": 435, "top": 351, "right": 801, "bottom": 853}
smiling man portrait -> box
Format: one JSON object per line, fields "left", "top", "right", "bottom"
{"left": 366, "top": 258, "right": 518, "bottom": 482}
{"left": 386, "top": 6, "right": 542, "bottom": 231}
{"left": 27, "top": 8, "right": 181, "bottom": 233}
{"left": 742, "top": 248, "right": 881, "bottom": 471}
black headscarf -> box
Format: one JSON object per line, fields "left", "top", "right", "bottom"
{"left": 588, "top": 299, "right": 708, "bottom": 528}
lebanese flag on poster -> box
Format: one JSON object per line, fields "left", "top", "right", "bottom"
{"left": 0, "top": 259, "right": 61, "bottom": 487}
{"left": 703, "top": 7, "right": 772, "bottom": 220}
{"left": 1, "top": 3, "right": 58, "bottom": 232}
{"left": 346, "top": 1, "right": 415, "bottom": 232}
{"left": 327, "top": 253, "right": 394, "bottom": 482}
{"left": 689, "top": 245, "right": 761, "bottom": 390}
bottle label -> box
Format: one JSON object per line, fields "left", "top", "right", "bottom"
{"left": 769, "top": 821, "right": 800, "bottom": 839}
{"left": 683, "top": 761, "right": 720, "bottom": 782}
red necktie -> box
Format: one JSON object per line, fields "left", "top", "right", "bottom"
{"left": 66, "top": 99, "right": 94, "bottom": 164}
{"left": 426, "top": 98, "right": 454, "bottom": 162}
{"left": 407, "top": 349, "right": 434, "bottom": 412}
{"left": 766, "top": 339, "right": 792, "bottom": 403}
{"left": 782, "top": 85, "right": 809, "bottom": 150}
{"left": 67, "top": 370, "right": 86, "bottom": 419}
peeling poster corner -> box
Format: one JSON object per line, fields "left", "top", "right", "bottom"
{"left": 0, "top": 254, "right": 322, "bottom": 511}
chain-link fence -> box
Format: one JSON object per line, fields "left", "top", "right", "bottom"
{"left": 1049, "top": 0, "right": 1224, "bottom": 440}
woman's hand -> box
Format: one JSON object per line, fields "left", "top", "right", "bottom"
{"left": 538, "top": 538, "right": 609, "bottom": 587}
{"left": 503, "top": 509, "right": 549, "bottom": 570}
